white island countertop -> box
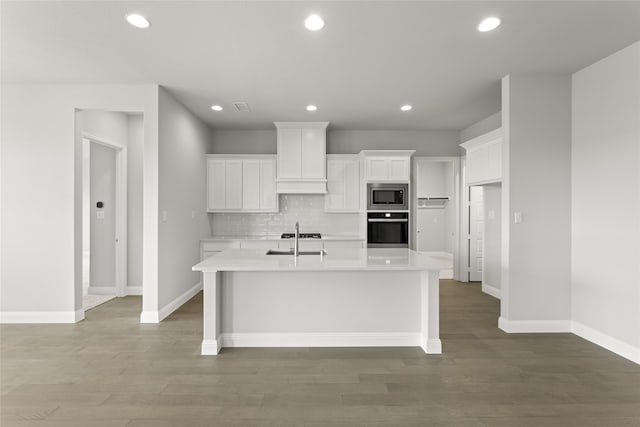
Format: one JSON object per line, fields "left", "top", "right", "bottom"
{"left": 200, "top": 234, "right": 364, "bottom": 242}
{"left": 192, "top": 248, "right": 449, "bottom": 272}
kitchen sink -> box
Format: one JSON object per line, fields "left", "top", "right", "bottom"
{"left": 266, "top": 249, "right": 327, "bottom": 256}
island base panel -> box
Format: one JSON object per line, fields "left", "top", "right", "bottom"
{"left": 201, "top": 270, "right": 440, "bottom": 354}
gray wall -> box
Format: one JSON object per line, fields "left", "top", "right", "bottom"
{"left": 127, "top": 114, "right": 144, "bottom": 291}
{"left": 0, "top": 84, "right": 158, "bottom": 320}
{"left": 459, "top": 111, "right": 502, "bottom": 143}
{"left": 571, "top": 41, "right": 640, "bottom": 352}
{"left": 501, "top": 74, "right": 572, "bottom": 325}
{"left": 211, "top": 129, "right": 461, "bottom": 156}
{"left": 158, "top": 87, "right": 213, "bottom": 311}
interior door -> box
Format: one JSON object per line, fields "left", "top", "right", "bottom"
{"left": 468, "top": 186, "right": 484, "bottom": 282}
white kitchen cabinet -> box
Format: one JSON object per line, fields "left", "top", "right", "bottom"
{"left": 361, "top": 150, "right": 415, "bottom": 182}
{"left": 275, "top": 122, "right": 329, "bottom": 194}
{"left": 325, "top": 155, "right": 361, "bottom": 212}
{"left": 207, "top": 158, "right": 226, "bottom": 211}
{"left": 207, "top": 158, "right": 242, "bottom": 210}
{"left": 259, "top": 159, "right": 277, "bottom": 210}
{"left": 207, "top": 155, "right": 278, "bottom": 212}
{"left": 225, "top": 160, "right": 243, "bottom": 209}
{"left": 460, "top": 129, "right": 502, "bottom": 185}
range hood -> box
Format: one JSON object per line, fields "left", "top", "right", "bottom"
{"left": 275, "top": 122, "right": 329, "bottom": 194}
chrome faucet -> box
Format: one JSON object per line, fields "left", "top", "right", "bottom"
{"left": 294, "top": 221, "right": 299, "bottom": 257}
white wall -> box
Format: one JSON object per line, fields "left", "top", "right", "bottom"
{"left": 327, "top": 130, "right": 460, "bottom": 156}
{"left": 127, "top": 114, "right": 144, "bottom": 293}
{"left": 82, "top": 110, "right": 129, "bottom": 144}
{"left": 0, "top": 84, "right": 158, "bottom": 322}
{"left": 211, "top": 129, "right": 461, "bottom": 156}
{"left": 483, "top": 183, "right": 502, "bottom": 297}
{"left": 571, "top": 41, "right": 640, "bottom": 361}
{"left": 500, "top": 74, "right": 572, "bottom": 330}
{"left": 459, "top": 111, "right": 501, "bottom": 143}
{"left": 89, "top": 143, "right": 117, "bottom": 292}
{"left": 211, "top": 130, "right": 276, "bottom": 154}
{"left": 154, "top": 87, "right": 213, "bottom": 319}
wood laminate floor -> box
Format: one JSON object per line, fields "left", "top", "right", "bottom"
{"left": 2, "top": 280, "right": 639, "bottom": 426}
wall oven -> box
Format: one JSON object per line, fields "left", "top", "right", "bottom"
{"left": 367, "top": 212, "right": 409, "bottom": 248}
{"left": 367, "top": 183, "right": 409, "bottom": 211}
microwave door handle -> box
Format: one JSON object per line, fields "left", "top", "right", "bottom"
{"left": 367, "top": 218, "right": 409, "bottom": 223}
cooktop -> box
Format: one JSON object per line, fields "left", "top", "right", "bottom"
{"left": 281, "top": 233, "right": 322, "bottom": 239}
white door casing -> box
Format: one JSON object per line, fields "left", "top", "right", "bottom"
{"left": 468, "top": 186, "right": 484, "bottom": 282}
{"left": 82, "top": 135, "right": 127, "bottom": 300}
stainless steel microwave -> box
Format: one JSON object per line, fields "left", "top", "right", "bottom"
{"left": 367, "top": 183, "right": 409, "bottom": 211}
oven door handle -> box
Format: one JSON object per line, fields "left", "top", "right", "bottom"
{"left": 367, "top": 218, "right": 409, "bottom": 223}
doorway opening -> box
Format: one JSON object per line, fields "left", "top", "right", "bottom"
{"left": 82, "top": 137, "right": 126, "bottom": 310}
{"left": 413, "top": 157, "right": 460, "bottom": 280}
{"left": 77, "top": 110, "right": 144, "bottom": 317}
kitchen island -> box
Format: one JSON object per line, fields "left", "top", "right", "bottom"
{"left": 192, "top": 248, "right": 449, "bottom": 355}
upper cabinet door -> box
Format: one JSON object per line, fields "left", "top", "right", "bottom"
{"left": 208, "top": 158, "right": 226, "bottom": 210}
{"left": 388, "top": 158, "right": 410, "bottom": 181}
{"left": 325, "top": 159, "right": 345, "bottom": 210}
{"left": 277, "top": 128, "right": 302, "bottom": 179}
{"left": 207, "top": 155, "right": 278, "bottom": 212}
{"left": 325, "top": 156, "right": 361, "bottom": 212}
{"left": 301, "top": 128, "right": 325, "bottom": 179}
{"left": 242, "top": 159, "right": 261, "bottom": 210}
{"left": 225, "top": 160, "right": 243, "bottom": 210}
{"left": 260, "top": 158, "right": 277, "bottom": 210}
{"left": 343, "top": 158, "right": 361, "bottom": 211}
{"left": 365, "top": 158, "right": 388, "bottom": 181}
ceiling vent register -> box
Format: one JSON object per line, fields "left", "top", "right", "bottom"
{"left": 233, "top": 102, "right": 251, "bottom": 112}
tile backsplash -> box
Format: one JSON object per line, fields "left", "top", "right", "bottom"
{"left": 210, "top": 195, "right": 364, "bottom": 236}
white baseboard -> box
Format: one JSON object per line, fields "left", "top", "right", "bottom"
{"left": 1, "top": 309, "right": 84, "bottom": 324}
{"left": 88, "top": 286, "right": 116, "bottom": 295}
{"left": 126, "top": 286, "right": 142, "bottom": 295}
{"left": 498, "top": 317, "right": 571, "bottom": 333}
{"left": 220, "top": 332, "right": 422, "bottom": 348}
{"left": 572, "top": 321, "right": 640, "bottom": 365}
{"left": 420, "top": 337, "right": 443, "bottom": 354}
{"left": 482, "top": 283, "right": 501, "bottom": 299}
{"left": 202, "top": 339, "right": 222, "bottom": 355}
{"left": 139, "top": 310, "right": 159, "bottom": 323}
{"left": 140, "top": 281, "right": 202, "bottom": 324}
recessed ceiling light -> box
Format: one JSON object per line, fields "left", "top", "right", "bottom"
{"left": 211, "top": 105, "right": 223, "bottom": 111}
{"left": 306, "top": 105, "right": 318, "bottom": 112}
{"left": 305, "top": 15, "right": 325, "bottom": 31}
{"left": 125, "top": 13, "right": 151, "bottom": 29}
{"left": 400, "top": 105, "right": 412, "bottom": 112}
{"left": 478, "top": 17, "right": 501, "bottom": 32}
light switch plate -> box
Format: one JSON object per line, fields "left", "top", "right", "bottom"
{"left": 96, "top": 211, "right": 105, "bottom": 220}
{"left": 514, "top": 211, "right": 523, "bottom": 224}
{"left": 161, "top": 211, "right": 168, "bottom": 222}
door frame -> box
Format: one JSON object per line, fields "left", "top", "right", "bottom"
{"left": 82, "top": 133, "right": 128, "bottom": 299}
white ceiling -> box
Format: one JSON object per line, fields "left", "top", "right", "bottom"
{"left": 2, "top": 1, "right": 640, "bottom": 130}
